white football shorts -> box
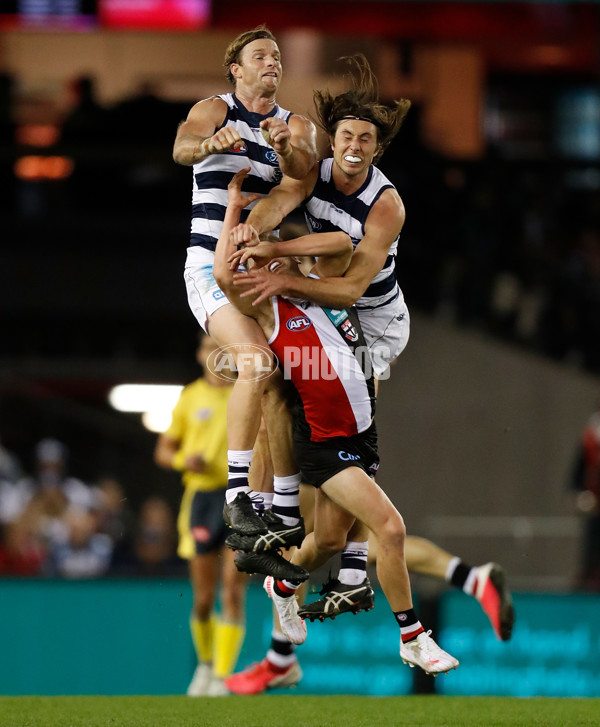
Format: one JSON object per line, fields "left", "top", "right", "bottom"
{"left": 356, "top": 295, "right": 410, "bottom": 379}
{"left": 183, "top": 246, "right": 231, "bottom": 333}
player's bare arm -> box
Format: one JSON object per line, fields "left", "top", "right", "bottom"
{"left": 229, "top": 168, "right": 317, "bottom": 247}
{"left": 154, "top": 433, "right": 207, "bottom": 474}
{"left": 234, "top": 188, "right": 405, "bottom": 307}
{"left": 228, "top": 232, "right": 353, "bottom": 278}
{"left": 213, "top": 169, "right": 263, "bottom": 319}
{"left": 260, "top": 114, "right": 318, "bottom": 180}
{"left": 173, "top": 97, "right": 241, "bottom": 166}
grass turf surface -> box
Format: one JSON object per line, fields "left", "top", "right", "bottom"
{"left": 1, "top": 696, "right": 599, "bottom": 727}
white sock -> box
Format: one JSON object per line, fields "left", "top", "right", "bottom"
{"left": 338, "top": 540, "right": 369, "bottom": 585}
{"left": 226, "top": 449, "right": 253, "bottom": 504}
{"left": 271, "top": 474, "right": 301, "bottom": 525}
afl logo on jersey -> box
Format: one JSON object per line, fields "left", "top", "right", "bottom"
{"left": 231, "top": 142, "right": 248, "bottom": 154}
{"left": 265, "top": 149, "right": 278, "bottom": 164}
{"left": 286, "top": 316, "right": 312, "bottom": 332}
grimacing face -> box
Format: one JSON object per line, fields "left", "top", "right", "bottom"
{"left": 331, "top": 119, "right": 379, "bottom": 178}
{"left": 232, "top": 38, "right": 282, "bottom": 92}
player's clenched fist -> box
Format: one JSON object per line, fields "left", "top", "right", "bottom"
{"left": 229, "top": 223, "right": 260, "bottom": 248}
{"left": 202, "top": 126, "right": 244, "bottom": 155}
{"left": 260, "top": 117, "right": 292, "bottom": 156}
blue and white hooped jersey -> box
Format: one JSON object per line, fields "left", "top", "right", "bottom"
{"left": 190, "top": 93, "right": 292, "bottom": 252}
{"left": 303, "top": 158, "right": 402, "bottom": 311}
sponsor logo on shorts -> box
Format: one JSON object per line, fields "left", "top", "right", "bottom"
{"left": 200, "top": 265, "right": 217, "bottom": 287}
{"left": 212, "top": 289, "right": 226, "bottom": 300}
{"left": 286, "top": 316, "right": 312, "bottom": 332}
{"left": 338, "top": 451, "right": 360, "bottom": 461}
{"left": 192, "top": 526, "right": 211, "bottom": 543}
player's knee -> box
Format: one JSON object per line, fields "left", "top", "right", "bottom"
{"left": 377, "top": 510, "right": 406, "bottom": 550}
{"left": 235, "top": 347, "right": 275, "bottom": 382}
{"left": 193, "top": 592, "right": 214, "bottom": 619}
{"left": 314, "top": 529, "right": 346, "bottom": 554}
{"left": 222, "top": 587, "right": 245, "bottom": 615}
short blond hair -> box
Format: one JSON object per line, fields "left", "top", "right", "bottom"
{"left": 223, "top": 25, "right": 277, "bottom": 86}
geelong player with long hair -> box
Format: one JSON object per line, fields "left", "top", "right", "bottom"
{"left": 214, "top": 167, "right": 459, "bottom": 676}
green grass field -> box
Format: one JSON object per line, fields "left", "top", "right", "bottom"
{"left": 1, "top": 695, "right": 598, "bottom": 727}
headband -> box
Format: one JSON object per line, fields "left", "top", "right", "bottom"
{"left": 336, "top": 115, "right": 380, "bottom": 127}
{"left": 333, "top": 114, "right": 381, "bottom": 129}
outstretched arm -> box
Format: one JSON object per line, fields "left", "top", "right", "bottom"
{"left": 212, "top": 169, "right": 262, "bottom": 317}
{"left": 260, "top": 114, "right": 318, "bottom": 180}
{"left": 228, "top": 168, "right": 317, "bottom": 247}
{"left": 228, "top": 231, "right": 353, "bottom": 279}
{"left": 233, "top": 188, "right": 405, "bottom": 308}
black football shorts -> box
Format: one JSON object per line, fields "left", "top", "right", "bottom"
{"left": 293, "top": 420, "right": 380, "bottom": 488}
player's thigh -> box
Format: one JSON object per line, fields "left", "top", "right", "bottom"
{"left": 184, "top": 246, "right": 230, "bottom": 334}
{"left": 313, "top": 487, "right": 355, "bottom": 551}
{"left": 209, "top": 302, "right": 272, "bottom": 351}
{"left": 320, "top": 466, "right": 402, "bottom": 538}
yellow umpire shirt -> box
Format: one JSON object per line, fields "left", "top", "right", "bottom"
{"left": 166, "top": 378, "right": 232, "bottom": 492}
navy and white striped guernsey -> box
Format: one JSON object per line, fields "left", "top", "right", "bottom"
{"left": 303, "top": 158, "right": 402, "bottom": 310}
{"left": 190, "top": 93, "right": 293, "bottom": 252}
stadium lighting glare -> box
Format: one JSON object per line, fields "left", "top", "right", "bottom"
{"left": 108, "top": 384, "right": 183, "bottom": 433}
{"left": 141, "top": 409, "right": 175, "bottom": 434}
{"left": 108, "top": 384, "right": 183, "bottom": 413}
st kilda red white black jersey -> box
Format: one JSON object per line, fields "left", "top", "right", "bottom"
{"left": 268, "top": 297, "right": 376, "bottom": 442}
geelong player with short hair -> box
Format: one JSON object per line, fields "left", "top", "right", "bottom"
{"left": 173, "top": 25, "right": 318, "bottom": 541}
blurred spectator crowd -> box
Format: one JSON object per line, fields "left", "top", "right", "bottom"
{"left": 0, "top": 437, "right": 186, "bottom": 579}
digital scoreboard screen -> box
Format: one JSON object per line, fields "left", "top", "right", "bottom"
{"left": 0, "top": 0, "right": 97, "bottom": 30}
{"left": 98, "top": 0, "right": 210, "bottom": 30}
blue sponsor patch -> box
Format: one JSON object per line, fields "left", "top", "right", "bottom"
{"left": 213, "top": 289, "right": 226, "bottom": 300}
{"left": 286, "top": 316, "right": 312, "bottom": 332}
{"left": 265, "top": 149, "right": 278, "bottom": 164}
{"left": 200, "top": 265, "right": 217, "bottom": 286}
{"left": 338, "top": 451, "right": 360, "bottom": 461}
{"left": 323, "top": 308, "right": 348, "bottom": 326}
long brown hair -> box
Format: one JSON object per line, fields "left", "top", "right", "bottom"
{"left": 313, "top": 54, "right": 411, "bottom": 163}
